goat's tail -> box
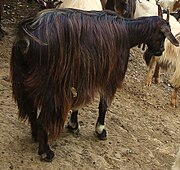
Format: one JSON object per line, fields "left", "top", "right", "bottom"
{"left": 10, "top": 23, "right": 31, "bottom": 120}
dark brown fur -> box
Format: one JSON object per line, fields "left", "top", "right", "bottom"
{"left": 10, "top": 8, "right": 179, "bottom": 161}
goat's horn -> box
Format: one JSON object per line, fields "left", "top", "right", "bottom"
{"left": 166, "top": 7, "right": 170, "bottom": 22}
{"left": 157, "top": 4, "right": 163, "bottom": 18}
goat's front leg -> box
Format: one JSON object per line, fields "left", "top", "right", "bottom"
{"left": 66, "top": 110, "right": 80, "bottom": 134}
{"left": 37, "top": 120, "right": 54, "bottom": 162}
{"left": 95, "top": 97, "right": 108, "bottom": 140}
{"left": 145, "top": 56, "right": 158, "bottom": 86}
{"left": 153, "top": 63, "right": 160, "bottom": 84}
{"left": 171, "top": 87, "right": 178, "bottom": 107}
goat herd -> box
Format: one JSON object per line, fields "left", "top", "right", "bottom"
{"left": 0, "top": 0, "right": 180, "bottom": 169}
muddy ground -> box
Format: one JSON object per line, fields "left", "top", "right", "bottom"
{"left": 0, "top": 1, "right": 180, "bottom": 170}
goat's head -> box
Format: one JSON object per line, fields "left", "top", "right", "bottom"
{"left": 144, "top": 15, "right": 179, "bottom": 64}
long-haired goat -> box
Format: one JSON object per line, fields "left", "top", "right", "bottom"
{"left": 145, "top": 13, "right": 180, "bottom": 107}
{"left": 136, "top": 2, "right": 180, "bottom": 107}
{"left": 11, "top": 8, "right": 179, "bottom": 161}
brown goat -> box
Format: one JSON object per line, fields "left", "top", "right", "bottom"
{"left": 11, "top": 8, "right": 179, "bottom": 161}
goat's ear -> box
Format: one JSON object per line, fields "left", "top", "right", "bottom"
{"left": 161, "top": 27, "right": 179, "bottom": 47}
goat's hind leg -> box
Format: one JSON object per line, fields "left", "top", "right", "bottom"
{"left": 153, "top": 63, "right": 160, "bottom": 84}
{"left": 17, "top": 95, "right": 38, "bottom": 141}
{"left": 145, "top": 56, "right": 158, "bottom": 86}
{"left": 95, "top": 96, "right": 108, "bottom": 140}
{"left": 22, "top": 97, "right": 38, "bottom": 141}
{"left": 171, "top": 87, "right": 178, "bottom": 107}
{"left": 37, "top": 108, "right": 55, "bottom": 162}
{"left": 37, "top": 119, "right": 54, "bottom": 162}
{"left": 66, "top": 110, "right": 80, "bottom": 134}
{"left": 28, "top": 106, "right": 38, "bottom": 142}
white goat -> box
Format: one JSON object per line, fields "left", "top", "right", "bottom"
{"left": 145, "top": 14, "right": 180, "bottom": 107}
{"left": 134, "top": 0, "right": 180, "bottom": 107}
{"left": 172, "top": 147, "right": 180, "bottom": 170}
{"left": 134, "top": 0, "right": 158, "bottom": 18}
{"left": 57, "top": 0, "right": 103, "bottom": 10}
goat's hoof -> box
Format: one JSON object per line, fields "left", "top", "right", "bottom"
{"left": 96, "top": 129, "right": 107, "bottom": 140}
{"left": 171, "top": 102, "right": 177, "bottom": 108}
{"left": 40, "top": 150, "right": 54, "bottom": 162}
{"left": 66, "top": 124, "right": 80, "bottom": 134}
{"left": 145, "top": 83, "right": 151, "bottom": 87}
{"left": 145, "top": 80, "right": 152, "bottom": 86}
{"left": 154, "top": 78, "right": 159, "bottom": 84}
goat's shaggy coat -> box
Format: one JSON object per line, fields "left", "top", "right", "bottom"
{"left": 145, "top": 14, "right": 180, "bottom": 107}
{"left": 11, "top": 8, "right": 179, "bottom": 161}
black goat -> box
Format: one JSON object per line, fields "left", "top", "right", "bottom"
{"left": 11, "top": 8, "right": 179, "bottom": 161}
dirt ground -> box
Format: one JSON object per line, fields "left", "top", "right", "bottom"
{"left": 0, "top": 1, "right": 180, "bottom": 170}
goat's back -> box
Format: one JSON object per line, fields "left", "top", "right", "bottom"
{"left": 57, "top": 0, "right": 102, "bottom": 10}
{"left": 134, "top": 0, "right": 158, "bottom": 18}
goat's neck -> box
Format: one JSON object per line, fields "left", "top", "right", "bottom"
{"left": 125, "top": 19, "right": 154, "bottom": 48}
